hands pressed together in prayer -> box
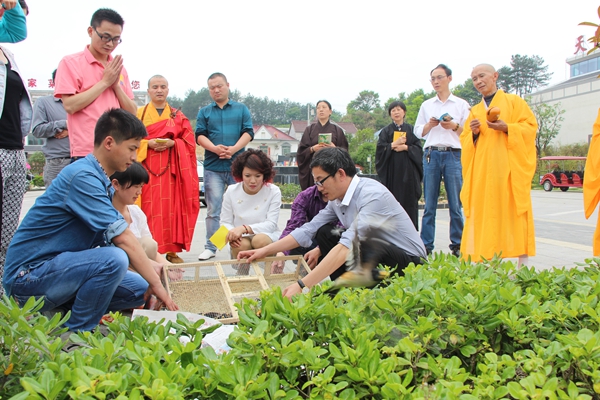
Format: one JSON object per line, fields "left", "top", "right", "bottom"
{"left": 101, "top": 54, "right": 124, "bottom": 91}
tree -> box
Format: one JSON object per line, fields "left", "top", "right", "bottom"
{"left": 347, "top": 90, "right": 380, "bottom": 113}
{"left": 180, "top": 88, "right": 212, "bottom": 120}
{"left": 351, "top": 142, "right": 376, "bottom": 174}
{"left": 527, "top": 98, "right": 565, "bottom": 157}
{"left": 501, "top": 55, "right": 552, "bottom": 97}
{"left": 391, "top": 89, "right": 435, "bottom": 125}
{"left": 347, "top": 128, "right": 377, "bottom": 155}
{"left": 452, "top": 78, "right": 481, "bottom": 107}
{"left": 496, "top": 66, "right": 513, "bottom": 93}
{"left": 166, "top": 95, "right": 184, "bottom": 110}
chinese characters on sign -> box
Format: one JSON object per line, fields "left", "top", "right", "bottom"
{"left": 575, "top": 35, "right": 587, "bottom": 55}
{"left": 27, "top": 79, "right": 141, "bottom": 90}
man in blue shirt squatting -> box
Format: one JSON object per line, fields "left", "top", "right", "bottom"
{"left": 238, "top": 147, "right": 427, "bottom": 299}
{"left": 195, "top": 72, "right": 254, "bottom": 261}
{"left": 3, "top": 108, "right": 178, "bottom": 332}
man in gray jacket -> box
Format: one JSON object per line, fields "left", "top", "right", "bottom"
{"left": 32, "top": 69, "right": 70, "bottom": 187}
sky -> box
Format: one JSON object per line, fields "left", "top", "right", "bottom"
{"left": 6, "top": 0, "right": 600, "bottom": 114}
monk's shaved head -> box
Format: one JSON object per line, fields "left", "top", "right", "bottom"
{"left": 472, "top": 64, "right": 496, "bottom": 74}
{"left": 148, "top": 75, "right": 168, "bottom": 88}
{"left": 471, "top": 64, "right": 499, "bottom": 96}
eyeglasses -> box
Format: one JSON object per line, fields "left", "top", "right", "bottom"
{"left": 94, "top": 28, "right": 122, "bottom": 45}
{"left": 208, "top": 84, "right": 225, "bottom": 91}
{"left": 430, "top": 75, "right": 447, "bottom": 82}
{"left": 315, "top": 173, "right": 333, "bottom": 187}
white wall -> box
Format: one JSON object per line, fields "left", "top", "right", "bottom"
{"left": 530, "top": 79, "right": 600, "bottom": 145}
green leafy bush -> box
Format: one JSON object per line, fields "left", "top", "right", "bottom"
{"left": 31, "top": 175, "right": 44, "bottom": 188}
{"left": 277, "top": 183, "right": 301, "bottom": 203}
{"left": 6, "top": 256, "right": 600, "bottom": 398}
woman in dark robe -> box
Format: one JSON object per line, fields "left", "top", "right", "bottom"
{"left": 297, "top": 100, "right": 348, "bottom": 190}
{"left": 375, "top": 101, "right": 423, "bottom": 229}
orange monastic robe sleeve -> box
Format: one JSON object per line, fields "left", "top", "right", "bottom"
{"left": 459, "top": 90, "right": 537, "bottom": 260}
{"left": 583, "top": 109, "right": 600, "bottom": 255}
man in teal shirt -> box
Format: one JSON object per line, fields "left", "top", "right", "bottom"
{"left": 195, "top": 72, "right": 254, "bottom": 260}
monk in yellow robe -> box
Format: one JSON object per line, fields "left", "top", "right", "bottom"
{"left": 136, "top": 75, "right": 199, "bottom": 264}
{"left": 583, "top": 109, "right": 600, "bottom": 255}
{"left": 460, "top": 64, "right": 538, "bottom": 264}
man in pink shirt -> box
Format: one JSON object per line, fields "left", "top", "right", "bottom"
{"left": 54, "top": 8, "right": 136, "bottom": 158}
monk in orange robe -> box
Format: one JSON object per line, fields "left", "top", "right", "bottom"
{"left": 460, "top": 64, "right": 537, "bottom": 264}
{"left": 584, "top": 109, "right": 600, "bottom": 255}
{"left": 136, "top": 75, "right": 199, "bottom": 263}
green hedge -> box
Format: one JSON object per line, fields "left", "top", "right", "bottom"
{"left": 3, "top": 255, "right": 600, "bottom": 398}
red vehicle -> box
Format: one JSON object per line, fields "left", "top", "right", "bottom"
{"left": 539, "top": 156, "right": 586, "bottom": 192}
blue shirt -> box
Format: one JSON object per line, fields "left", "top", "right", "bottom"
{"left": 3, "top": 155, "right": 128, "bottom": 296}
{"left": 290, "top": 176, "right": 427, "bottom": 258}
{"left": 0, "top": 3, "right": 27, "bottom": 43}
{"left": 195, "top": 100, "right": 254, "bottom": 172}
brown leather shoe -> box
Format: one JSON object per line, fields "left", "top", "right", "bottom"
{"left": 166, "top": 252, "right": 184, "bottom": 264}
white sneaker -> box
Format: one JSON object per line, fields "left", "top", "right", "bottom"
{"left": 198, "top": 249, "right": 216, "bottom": 260}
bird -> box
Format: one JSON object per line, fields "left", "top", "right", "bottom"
{"left": 326, "top": 222, "right": 391, "bottom": 292}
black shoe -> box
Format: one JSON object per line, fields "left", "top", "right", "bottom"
{"left": 451, "top": 247, "right": 460, "bottom": 258}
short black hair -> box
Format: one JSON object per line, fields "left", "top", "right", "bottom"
{"left": 310, "top": 148, "right": 356, "bottom": 178}
{"left": 231, "top": 148, "right": 275, "bottom": 183}
{"left": 207, "top": 72, "right": 227, "bottom": 83}
{"left": 110, "top": 161, "right": 149, "bottom": 188}
{"left": 94, "top": 108, "right": 147, "bottom": 146}
{"left": 316, "top": 100, "right": 332, "bottom": 110}
{"left": 90, "top": 8, "right": 124, "bottom": 28}
{"left": 431, "top": 64, "right": 452, "bottom": 77}
{"left": 387, "top": 100, "right": 407, "bottom": 116}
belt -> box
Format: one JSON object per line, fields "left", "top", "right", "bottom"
{"left": 426, "top": 146, "right": 460, "bottom": 152}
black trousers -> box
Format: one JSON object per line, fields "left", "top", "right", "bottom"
{"left": 315, "top": 223, "right": 422, "bottom": 281}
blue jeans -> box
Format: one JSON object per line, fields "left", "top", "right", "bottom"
{"left": 204, "top": 169, "right": 236, "bottom": 252}
{"left": 420, "top": 149, "right": 464, "bottom": 252}
{"left": 11, "top": 247, "right": 147, "bottom": 331}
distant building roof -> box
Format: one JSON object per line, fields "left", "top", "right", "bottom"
{"left": 253, "top": 124, "right": 296, "bottom": 141}
{"left": 531, "top": 70, "right": 599, "bottom": 95}
{"left": 335, "top": 122, "right": 358, "bottom": 135}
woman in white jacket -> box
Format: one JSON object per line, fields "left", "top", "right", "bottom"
{"left": 220, "top": 149, "right": 281, "bottom": 273}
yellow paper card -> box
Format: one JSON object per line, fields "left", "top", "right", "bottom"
{"left": 209, "top": 225, "right": 229, "bottom": 250}
{"left": 393, "top": 131, "right": 406, "bottom": 141}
